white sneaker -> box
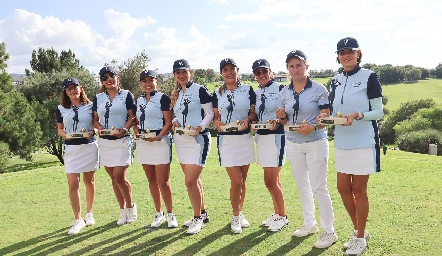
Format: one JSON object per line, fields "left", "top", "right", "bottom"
{"left": 85, "top": 213, "right": 95, "bottom": 226}
{"left": 239, "top": 212, "right": 250, "bottom": 228}
{"left": 231, "top": 216, "right": 242, "bottom": 234}
{"left": 150, "top": 212, "right": 166, "bottom": 228}
{"left": 261, "top": 213, "right": 277, "bottom": 227}
{"left": 293, "top": 224, "right": 319, "bottom": 237}
{"left": 268, "top": 215, "right": 289, "bottom": 232}
{"left": 68, "top": 219, "right": 86, "bottom": 235}
{"left": 345, "top": 238, "right": 367, "bottom": 256}
{"left": 183, "top": 212, "right": 210, "bottom": 227}
{"left": 117, "top": 209, "right": 127, "bottom": 226}
{"left": 186, "top": 217, "right": 204, "bottom": 234}
{"left": 167, "top": 213, "right": 178, "bottom": 228}
{"left": 126, "top": 203, "right": 138, "bottom": 224}
{"left": 344, "top": 230, "right": 371, "bottom": 249}
{"left": 314, "top": 231, "right": 338, "bottom": 248}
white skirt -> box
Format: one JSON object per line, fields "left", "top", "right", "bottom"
{"left": 173, "top": 132, "right": 211, "bottom": 166}
{"left": 334, "top": 147, "right": 377, "bottom": 175}
{"left": 136, "top": 136, "right": 172, "bottom": 165}
{"left": 64, "top": 142, "right": 99, "bottom": 173}
{"left": 255, "top": 133, "right": 286, "bottom": 167}
{"left": 217, "top": 133, "right": 255, "bottom": 167}
{"left": 98, "top": 137, "right": 133, "bottom": 167}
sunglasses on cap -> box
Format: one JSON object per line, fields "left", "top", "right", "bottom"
{"left": 100, "top": 73, "right": 116, "bottom": 81}
{"left": 254, "top": 69, "right": 269, "bottom": 76}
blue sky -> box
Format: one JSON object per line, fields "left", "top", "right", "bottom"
{"left": 0, "top": 0, "right": 441, "bottom": 75}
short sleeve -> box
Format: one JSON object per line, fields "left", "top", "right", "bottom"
{"left": 249, "top": 86, "right": 256, "bottom": 105}
{"left": 126, "top": 91, "right": 136, "bottom": 111}
{"left": 199, "top": 87, "right": 212, "bottom": 104}
{"left": 55, "top": 108, "right": 63, "bottom": 123}
{"left": 160, "top": 94, "right": 171, "bottom": 111}
{"left": 92, "top": 96, "right": 98, "bottom": 111}
{"left": 212, "top": 92, "right": 219, "bottom": 108}
{"left": 367, "top": 73, "right": 383, "bottom": 99}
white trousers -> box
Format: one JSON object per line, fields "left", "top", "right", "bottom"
{"left": 286, "top": 138, "right": 335, "bottom": 233}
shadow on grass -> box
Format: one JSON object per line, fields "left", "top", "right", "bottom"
{"left": 0, "top": 221, "right": 116, "bottom": 255}
{"left": 2, "top": 160, "right": 61, "bottom": 173}
{"left": 268, "top": 235, "right": 330, "bottom": 256}
{"left": 208, "top": 226, "right": 277, "bottom": 256}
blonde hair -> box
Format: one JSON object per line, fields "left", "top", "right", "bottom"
{"left": 286, "top": 58, "right": 310, "bottom": 82}
{"left": 218, "top": 78, "right": 241, "bottom": 96}
{"left": 169, "top": 70, "right": 194, "bottom": 109}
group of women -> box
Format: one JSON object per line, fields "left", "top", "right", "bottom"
{"left": 57, "top": 37, "right": 382, "bottom": 255}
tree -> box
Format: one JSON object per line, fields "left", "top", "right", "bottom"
{"left": 434, "top": 63, "right": 442, "bottom": 78}
{"left": 20, "top": 48, "right": 98, "bottom": 164}
{"left": 206, "top": 69, "right": 216, "bottom": 82}
{"left": 404, "top": 68, "right": 422, "bottom": 81}
{"left": 117, "top": 51, "right": 150, "bottom": 98}
{"left": 0, "top": 43, "right": 42, "bottom": 169}
{"left": 419, "top": 68, "right": 430, "bottom": 79}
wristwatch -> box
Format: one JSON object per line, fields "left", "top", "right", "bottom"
{"left": 123, "top": 127, "right": 128, "bottom": 133}
{"left": 357, "top": 112, "right": 364, "bottom": 120}
{"left": 313, "top": 124, "right": 319, "bottom": 131}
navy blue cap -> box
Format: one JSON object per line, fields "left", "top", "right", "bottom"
{"left": 285, "top": 50, "right": 308, "bottom": 63}
{"left": 99, "top": 66, "right": 117, "bottom": 76}
{"left": 252, "top": 59, "right": 270, "bottom": 71}
{"left": 173, "top": 59, "right": 190, "bottom": 72}
{"left": 139, "top": 69, "right": 157, "bottom": 80}
{"left": 63, "top": 77, "right": 80, "bottom": 88}
{"left": 336, "top": 37, "right": 359, "bottom": 52}
{"left": 220, "top": 58, "right": 237, "bottom": 71}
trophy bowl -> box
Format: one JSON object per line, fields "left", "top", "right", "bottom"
{"left": 220, "top": 120, "right": 244, "bottom": 132}
{"left": 284, "top": 124, "right": 301, "bottom": 132}
{"left": 134, "top": 132, "right": 157, "bottom": 139}
{"left": 319, "top": 117, "right": 348, "bottom": 125}
{"left": 250, "top": 122, "right": 275, "bottom": 130}
{"left": 100, "top": 126, "right": 119, "bottom": 135}
{"left": 66, "top": 127, "right": 89, "bottom": 139}
{"left": 175, "top": 126, "right": 196, "bottom": 136}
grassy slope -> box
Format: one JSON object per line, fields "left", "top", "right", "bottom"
{"left": 1, "top": 140, "right": 441, "bottom": 255}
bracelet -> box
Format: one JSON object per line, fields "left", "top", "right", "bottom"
{"left": 280, "top": 116, "right": 287, "bottom": 120}
{"left": 158, "top": 135, "right": 164, "bottom": 140}
{"left": 313, "top": 124, "right": 319, "bottom": 131}
{"left": 123, "top": 127, "right": 128, "bottom": 133}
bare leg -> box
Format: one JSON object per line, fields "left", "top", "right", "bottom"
{"left": 82, "top": 171, "right": 96, "bottom": 213}
{"left": 155, "top": 164, "right": 173, "bottom": 213}
{"left": 106, "top": 167, "right": 125, "bottom": 209}
{"left": 143, "top": 164, "right": 162, "bottom": 212}
{"left": 337, "top": 172, "right": 358, "bottom": 229}
{"left": 352, "top": 175, "right": 370, "bottom": 238}
{"left": 182, "top": 164, "right": 203, "bottom": 216}
{"left": 264, "top": 167, "right": 285, "bottom": 216}
{"left": 67, "top": 173, "right": 81, "bottom": 219}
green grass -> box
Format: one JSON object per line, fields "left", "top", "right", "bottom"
{"left": 2, "top": 152, "right": 62, "bottom": 173}
{"left": 1, "top": 139, "right": 441, "bottom": 255}
{"left": 381, "top": 78, "right": 442, "bottom": 110}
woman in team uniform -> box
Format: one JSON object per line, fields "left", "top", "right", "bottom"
{"left": 134, "top": 70, "right": 177, "bottom": 228}
{"left": 321, "top": 37, "right": 383, "bottom": 255}
{"left": 92, "top": 66, "right": 137, "bottom": 226}
{"left": 276, "top": 50, "right": 337, "bottom": 248}
{"left": 252, "top": 59, "right": 289, "bottom": 232}
{"left": 56, "top": 77, "right": 99, "bottom": 235}
{"left": 170, "top": 59, "right": 214, "bottom": 235}
{"left": 213, "top": 58, "right": 256, "bottom": 234}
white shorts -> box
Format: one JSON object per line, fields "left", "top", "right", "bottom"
{"left": 136, "top": 136, "right": 172, "bottom": 165}
{"left": 217, "top": 133, "right": 255, "bottom": 167}
{"left": 334, "top": 147, "right": 377, "bottom": 175}
{"left": 98, "top": 137, "right": 133, "bottom": 167}
{"left": 255, "top": 133, "right": 286, "bottom": 167}
{"left": 173, "top": 132, "right": 211, "bottom": 166}
{"left": 64, "top": 141, "right": 99, "bottom": 173}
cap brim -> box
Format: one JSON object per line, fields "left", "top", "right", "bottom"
{"left": 336, "top": 47, "right": 359, "bottom": 53}
{"left": 253, "top": 65, "right": 270, "bottom": 71}
{"left": 173, "top": 67, "right": 190, "bottom": 71}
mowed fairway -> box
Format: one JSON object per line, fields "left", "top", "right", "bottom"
{"left": 1, "top": 139, "right": 441, "bottom": 255}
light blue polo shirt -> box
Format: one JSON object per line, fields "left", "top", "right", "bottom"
{"left": 136, "top": 91, "right": 171, "bottom": 131}
{"left": 278, "top": 78, "right": 330, "bottom": 143}
{"left": 173, "top": 81, "right": 212, "bottom": 129}
{"left": 93, "top": 89, "right": 135, "bottom": 139}
{"left": 254, "top": 80, "right": 285, "bottom": 135}
{"left": 330, "top": 65, "right": 383, "bottom": 149}
{"left": 56, "top": 102, "right": 95, "bottom": 145}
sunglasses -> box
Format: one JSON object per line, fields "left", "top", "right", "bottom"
{"left": 100, "top": 73, "right": 116, "bottom": 81}
{"left": 254, "top": 69, "right": 269, "bottom": 76}
{"left": 65, "top": 86, "right": 80, "bottom": 92}
{"left": 338, "top": 49, "right": 357, "bottom": 56}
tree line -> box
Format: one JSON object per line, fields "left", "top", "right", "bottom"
{"left": 1, "top": 44, "right": 442, "bottom": 171}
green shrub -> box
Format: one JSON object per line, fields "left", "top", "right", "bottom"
{"left": 396, "top": 129, "right": 442, "bottom": 155}
{"left": 380, "top": 98, "right": 436, "bottom": 144}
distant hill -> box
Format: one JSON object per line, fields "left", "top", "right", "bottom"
{"left": 11, "top": 74, "right": 26, "bottom": 80}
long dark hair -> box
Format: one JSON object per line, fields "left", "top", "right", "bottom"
{"left": 60, "top": 87, "right": 90, "bottom": 108}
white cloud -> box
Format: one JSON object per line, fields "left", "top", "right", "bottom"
{"left": 103, "top": 9, "right": 156, "bottom": 40}
{"left": 210, "top": 0, "right": 229, "bottom": 4}
{"left": 216, "top": 24, "right": 230, "bottom": 29}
